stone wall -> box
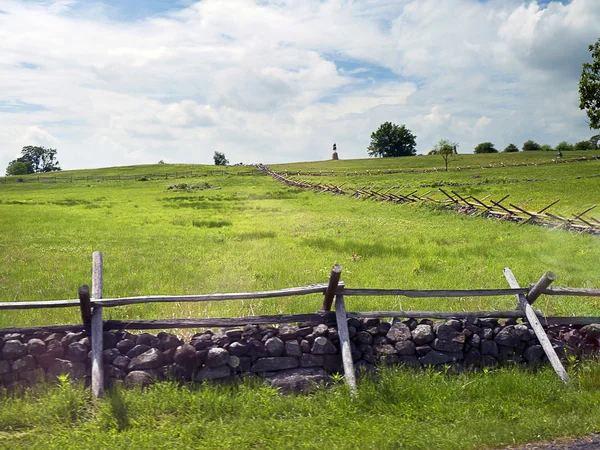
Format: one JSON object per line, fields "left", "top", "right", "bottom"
{"left": 1, "top": 317, "right": 596, "bottom": 393}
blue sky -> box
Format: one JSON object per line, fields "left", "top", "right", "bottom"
{"left": 0, "top": 0, "right": 597, "bottom": 170}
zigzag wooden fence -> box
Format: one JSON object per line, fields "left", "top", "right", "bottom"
{"left": 262, "top": 167, "right": 600, "bottom": 234}
{"left": 3, "top": 252, "right": 600, "bottom": 396}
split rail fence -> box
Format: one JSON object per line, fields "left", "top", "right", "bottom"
{"left": 2, "top": 252, "right": 600, "bottom": 397}
{"left": 263, "top": 168, "right": 600, "bottom": 234}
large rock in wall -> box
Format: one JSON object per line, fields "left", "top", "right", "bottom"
{"left": 0, "top": 318, "right": 595, "bottom": 392}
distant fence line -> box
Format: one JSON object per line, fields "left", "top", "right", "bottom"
{"left": 262, "top": 167, "right": 600, "bottom": 234}
{"left": 0, "top": 169, "right": 262, "bottom": 184}
{"left": 271, "top": 154, "right": 600, "bottom": 177}
{"left": 3, "top": 252, "right": 600, "bottom": 395}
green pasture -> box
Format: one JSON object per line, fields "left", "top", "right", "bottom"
{"left": 1, "top": 159, "right": 599, "bottom": 329}
{"left": 2, "top": 156, "right": 600, "bottom": 449}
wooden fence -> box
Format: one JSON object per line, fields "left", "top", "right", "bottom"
{"left": 2, "top": 252, "right": 600, "bottom": 396}
{"left": 262, "top": 168, "right": 600, "bottom": 234}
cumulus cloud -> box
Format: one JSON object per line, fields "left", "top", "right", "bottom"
{"left": 0, "top": 0, "right": 597, "bottom": 170}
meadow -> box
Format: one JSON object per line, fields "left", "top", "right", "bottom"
{"left": 1, "top": 151, "right": 600, "bottom": 449}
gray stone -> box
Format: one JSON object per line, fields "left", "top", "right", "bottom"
{"left": 284, "top": 340, "right": 302, "bottom": 357}
{"left": 524, "top": 345, "right": 544, "bottom": 362}
{"left": 464, "top": 348, "right": 482, "bottom": 367}
{"left": 2, "top": 340, "right": 27, "bottom": 359}
{"left": 136, "top": 333, "right": 161, "bottom": 348}
{"left": 0, "top": 360, "right": 10, "bottom": 375}
{"left": 386, "top": 323, "right": 412, "bottom": 342}
{"left": 19, "top": 368, "right": 44, "bottom": 384}
{"left": 482, "top": 355, "right": 498, "bottom": 368}
{"left": 435, "top": 323, "right": 462, "bottom": 341}
{"left": 515, "top": 324, "right": 531, "bottom": 341}
{"left": 311, "top": 337, "right": 337, "bottom": 355}
{"left": 26, "top": 338, "right": 46, "bottom": 356}
{"left": 264, "top": 367, "right": 328, "bottom": 394}
{"left": 103, "top": 349, "right": 121, "bottom": 366}
{"left": 372, "top": 336, "right": 389, "bottom": 346}
{"left": 112, "top": 355, "right": 131, "bottom": 371}
{"left": 312, "top": 324, "right": 328, "bottom": 337}
{"left": 62, "top": 332, "right": 86, "bottom": 347}
{"left": 398, "top": 355, "right": 420, "bottom": 368}
{"left": 104, "top": 365, "right": 126, "bottom": 381}
{"left": 395, "top": 340, "right": 416, "bottom": 356}
{"left": 582, "top": 324, "right": 600, "bottom": 341}
{"left": 4, "top": 333, "right": 23, "bottom": 340}
{"left": 278, "top": 326, "right": 299, "bottom": 341}
{"left": 162, "top": 347, "right": 177, "bottom": 364}
{"left": 251, "top": 357, "right": 299, "bottom": 372}
{"left": 297, "top": 327, "right": 313, "bottom": 337}
{"left": 470, "top": 334, "right": 481, "bottom": 348}
{"left": 377, "top": 322, "right": 391, "bottom": 336}
{"left": 158, "top": 332, "right": 181, "bottom": 350}
{"left": 376, "top": 344, "right": 397, "bottom": 356}
{"left": 300, "top": 340, "right": 311, "bottom": 353}
{"left": 355, "top": 331, "right": 373, "bottom": 345}
{"left": 116, "top": 339, "right": 135, "bottom": 355}
{"left": 173, "top": 344, "right": 198, "bottom": 367}
{"left": 447, "top": 319, "right": 462, "bottom": 331}
{"left": 403, "top": 318, "right": 419, "bottom": 330}
{"left": 129, "top": 348, "right": 164, "bottom": 371}
{"left": 228, "top": 341, "right": 248, "bottom": 357}
{"left": 482, "top": 328, "right": 494, "bottom": 340}
{"left": 495, "top": 326, "right": 520, "bottom": 347}
{"left": 323, "top": 354, "right": 343, "bottom": 373}
{"left": 300, "top": 354, "right": 324, "bottom": 368}
{"left": 48, "top": 358, "right": 87, "bottom": 379}
{"left": 224, "top": 329, "right": 243, "bottom": 340}
{"left": 419, "top": 351, "right": 463, "bottom": 365}
{"left": 103, "top": 332, "right": 119, "bottom": 350}
{"left": 66, "top": 342, "right": 89, "bottom": 363}
{"left": 206, "top": 347, "right": 230, "bottom": 368}
{"left": 12, "top": 355, "right": 36, "bottom": 373}
{"left": 196, "top": 365, "right": 231, "bottom": 381}
{"left": 124, "top": 370, "right": 155, "bottom": 387}
{"left": 412, "top": 325, "right": 435, "bottom": 345}
{"left": 431, "top": 339, "right": 463, "bottom": 353}
{"left": 480, "top": 339, "right": 498, "bottom": 356}
{"left": 416, "top": 345, "right": 432, "bottom": 356}
{"left": 126, "top": 344, "right": 151, "bottom": 359}
{"left": 265, "top": 337, "right": 285, "bottom": 357}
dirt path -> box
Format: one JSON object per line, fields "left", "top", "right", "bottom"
{"left": 497, "top": 434, "right": 600, "bottom": 449}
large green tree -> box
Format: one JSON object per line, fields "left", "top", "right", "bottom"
{"left": 367, "top": 122, "right": 416, "bottom": 157}
{"left": 580, "top": 37, "right": 600, "bottom": 129}
{"left": 522, "top": 140, "right": 541, "bottom": 152}
{"left": 213, "top": 151, "right": 229, "bottom": 166}
{"left": 474, "top": 142, "right": 497, "bottom": 154}
{"left": 5, "top": 161, "right": 31, "bottom": 176}
{"left": 6, "top": 146, "right": 61, "bottom": 175}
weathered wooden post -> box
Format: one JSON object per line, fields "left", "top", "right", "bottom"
{"left": 78, "top": 285, "right": 92, "bottom": 326}
{"left": 321, "top": 264, "right": 342, "bottom": 311}
{"left": 504, "top": 268, "right": 569, "bottom": 384}
{"left": 526, "top": 271, "right": 556, "bottom": 305}
{"left": 334, "top": 289, "right": 357, "bottom": 396}
{"left": 91, "top": 251, "right": 104, "bottom": 398}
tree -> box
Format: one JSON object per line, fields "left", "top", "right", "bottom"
{"left": 590, "top": 134, "right": 600, "bottom": 148}
{"left": 522, "top": 140, "right": 541, "bottom": 152}
{"left": 430, "top": 139, "right": 458, "bottom": 171}
{"left": 5, "top": 161, "right": 32, "bottom": 176}
{"left": 213, "top": 151, "right": 229, "bottom": 166}
{"left": 555, "top": 141, "right": 574, "bottom": 152}
{"left": 574, "top": 140, "right": 592, "bottom": 151}
{"left": 474, "top": 142, "right": 497, "bottom": 154}
{"left": 367, "top": 122, "right": 416, "bottom": 157}
{"left": 579, "top": 38, "right": 600, "bottom": 129}
{"left": 540, "top": 144, "right": 553, "bottom": 152}
{"left": 7, "top": 146, "right": 61, "bottom": 174}
{"left": 503, "top": 143, "right": 519, "bottom": 153}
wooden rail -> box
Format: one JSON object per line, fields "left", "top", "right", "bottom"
{"left": 4, "top": 252, "right": 600, "bottom": 393}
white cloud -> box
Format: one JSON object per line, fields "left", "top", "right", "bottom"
{"left": 0, "top": 0, "right": 598, "bottom": 170}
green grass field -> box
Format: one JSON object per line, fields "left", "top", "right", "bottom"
{"left": 1, "top": 152, "right": 600, "bottom": 449}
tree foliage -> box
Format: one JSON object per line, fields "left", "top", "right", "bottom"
{"left": 213, "top": 151, "right": 229, "bottom": 166}
{"left": 540, "top": 144, "right": 553, "bottom": 152}
{"left": 579, "top": 38, "right": 600, "bottom": 129}
{"left": 367, "top": 122, "right": 416, "bottom": 157}
{"left": 5, "top": 161, "right": 32, "bottom": 176}
{"left": 522, "top": 140, "right": 541, "bottom": 152}
{"left": 555, "top": 141, "right": 574, "bottom": 152}
{"left": 503, "top": 143, "right": 519, "bottom": 153}
{"left": 6, "top": 146, "right": 61, "bottom": 175}
{"left": 430, "top": 139, "right": 457, "bottom": 171}
{"left": 574, "top": 140, "right": 592, "bottom": 151}
{"left": 474, "top": 142, "right": 497, "bottom": 154}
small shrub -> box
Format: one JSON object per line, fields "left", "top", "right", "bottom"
{"left": 192, "top": 219, "right": 232, "bottom": 228}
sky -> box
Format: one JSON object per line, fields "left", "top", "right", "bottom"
{"left": 0, "top": 0, "right": 599, "bottom": 170}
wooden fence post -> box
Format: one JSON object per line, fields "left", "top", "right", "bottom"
{"left": 334, "top": 291, "right": 357, "bottom": 396}
{"left": 526, "top": 271, "right": 556, "bottom": 305}
{"left": 78, "top": 285, "right": 92, "bottom": 325}
{"left": 504, "top": 268, "right": 569, "bottom": 384}
{"left": 321, "top": 265, "right": 342, "bottom": 311}
{"left": 91, "top": 251, "right": 104, "bottom": 398}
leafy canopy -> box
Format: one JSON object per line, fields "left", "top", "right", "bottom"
{"left": 503, "top": 143, "right": 519, "bottom": 153}
{"left": 367, "top": 122, "right": 417, "bottom": 157}
{"left": 522, "top": 140, "right": 541, "bottom": 152}
{"left": 555, "top": 141, "right": 574, "bottom": 152}
{"left": 5, "top": 161, "right": 31, "bottom": 176}
{"left": 430, "top": 139, "right": 458, "bottom": 171}
{"left": 580, "top": 38, "right": 600, "bottom": 129}
{"left": 213, "top": 151, "right": 229, "bottom": 166}
{"left": 6, "top": 146, "right": 61, "bottom": 175}
{"left": 474, "top": 142, "right": 497, "bottom": 154}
